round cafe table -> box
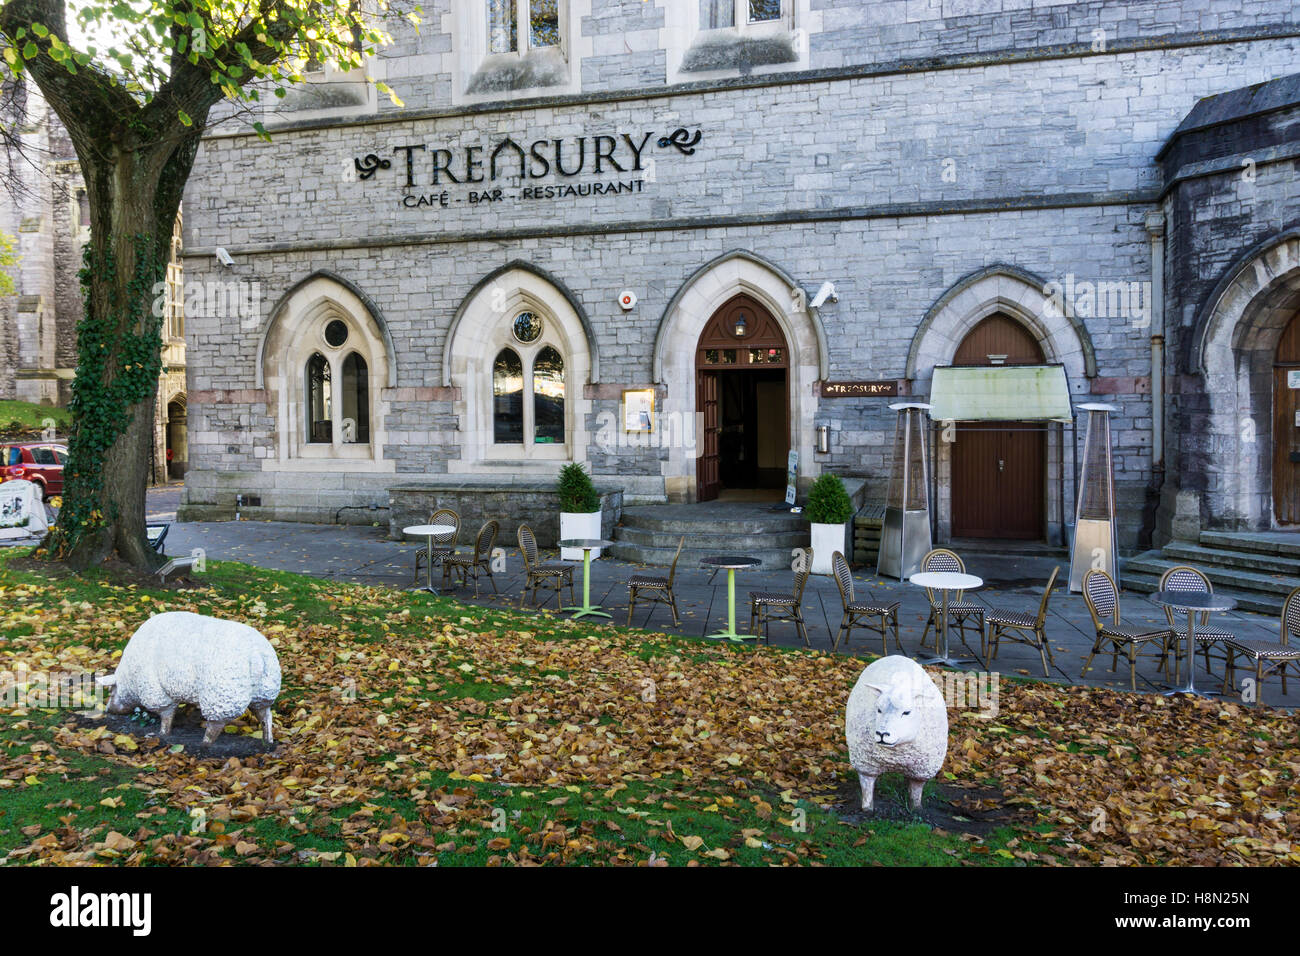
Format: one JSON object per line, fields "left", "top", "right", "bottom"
{"left": 558, "top": 538, "right": 616, "bottom": 619}
{"left": 909, "top": 570, "right": 984, "bottom": 668}
{"left": 700, "top": 555, "right": 762, "bottom": 642}
{"left": 403, "top": 523, "right": 457, "bottom": 595}
{"left": 1149, "top": 590, "right": 1236, "bottom": 698}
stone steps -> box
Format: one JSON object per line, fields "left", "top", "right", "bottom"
{"left": 1124, "top": 529, "right": 1300, "bottom": 616}
{"left": 611, "top": 503, "right": 811, "bottom": 569}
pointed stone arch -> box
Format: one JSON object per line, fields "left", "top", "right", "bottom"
{"left": 442, "top": 260, "right": 599, "bottom": 387}
{"left": 653, "top": 249, "right": 827, "bottom": 501}
{"left": 1187, "top": 231, "right": 1300, "bottom": 529}
{"left": 254, "top": 269, "right": 392, "bottom": 390}
{"left": 906, "top": 263, "right": 1097, "bottom": 393}
{"left": 907, "top": 264, "right": 1097, "bottom": 546}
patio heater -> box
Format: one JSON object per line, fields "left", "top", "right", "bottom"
{"left": 877, "top": 402, "right": 933, "bottom": 580}
{"left": 1069, "top": 403, "right": 1119, "bottom": 592}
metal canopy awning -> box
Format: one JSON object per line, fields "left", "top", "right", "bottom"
{"left": 927, "top": 363, "right": 1073, "bottom": 422}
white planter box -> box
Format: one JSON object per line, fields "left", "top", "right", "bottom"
{"left": 560, "top": 511, "right": 603, "bottom": 561}
{"left": 809, "top": 522, "right": 848, "bottom": 575}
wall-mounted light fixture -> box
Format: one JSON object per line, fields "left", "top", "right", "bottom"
{"left": 815, "top": 424, "right": 831, "bottom": 454}
{"left": 734, "top": 311, "right": 748, "bottom": 338}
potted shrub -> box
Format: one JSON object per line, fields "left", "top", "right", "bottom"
{"left": 805, "top": 472, "right": 853, "bottom": 575}
{"left": 558, "top": 462, "right": 602, "bottom": 561}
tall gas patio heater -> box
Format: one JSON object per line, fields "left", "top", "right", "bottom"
{"left": 1069, "top": 402, "right": 1119, "bottom": 592}
{"left": 878, "top": 402, "right": 933, "bottom": 580}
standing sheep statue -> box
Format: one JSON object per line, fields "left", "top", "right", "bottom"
{"left": 845, "top": 655, "right": 948, "bottom": 812}
{"left": 97, "top": 612, "right": 282, "bottom": 747}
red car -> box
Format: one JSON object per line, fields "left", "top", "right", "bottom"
{"left": 0, "top": 442, "right": 68, "bottom": 499}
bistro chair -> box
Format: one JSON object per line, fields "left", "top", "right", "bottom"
{"left": 831, "top": 551, "right": 902, "bottom": 655}
{"left": 518, "top": 524, "right": 576, "bottom": 609}
{"left": 626, "top": 536, "right": 684, "bottom": 627}
{"left": 1080, "top": 568, "right": 1175, "bottom": 692}
{"left": 748, "top": 549, "right": 813, "bottom": 647}
{"left": 918, "top": 548, "right": 984, "bottom": 653}
{"left": 984, "top": 566, "right": 1059, "bottom": 676}
{"left": 1221, "top": 585, "right": 1300, "bottom": 706}
{"left": 1156, "top": 565, "right": 1235, "bottom": 680}
{"left": 443, "top": 519, "right": 499, "bottom": 597}
{"left": 412, "top": 508, "right": 460, "bottom": 585}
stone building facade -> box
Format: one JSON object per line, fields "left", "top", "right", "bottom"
{"left": 177, "top": 0, "right": 1300, "bottom": 551}
{"left": 0, "top": 81, "right": 189, "bottom": 483}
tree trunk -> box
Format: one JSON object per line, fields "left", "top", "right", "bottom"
{"left": 41, "top": 136, "right": 201, "bottom": 571}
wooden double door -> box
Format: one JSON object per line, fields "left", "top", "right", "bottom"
{"left": 695, "top": 295, "right": 790, "bottom": 502}
{"left": 951, "top": 423, "right": 1045, "bottom": 539}
{"left": 1275, "top": 312, "right": 1300, "bottom": 525}
{"left": 950, "top": 313, "right": 1047, "bottom": 540}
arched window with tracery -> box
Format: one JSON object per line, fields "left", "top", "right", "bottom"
{"left": 260, "top": 275, "right": 393, "bottom": 469}
{"left": 445, "top": 266, "right": 593, "bottom": 467}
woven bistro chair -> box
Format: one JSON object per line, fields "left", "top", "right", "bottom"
{"left": 984, "top": 566, "right": 1060, "bottom": 676}
{"left": 626, "top": 536, "right": 684, "bottom": 627}
{"left": 412, "top": 508, "right": 460, "bottom": 584}
{"left": 1080, "top": 568, "right": 1175, "bottom": 692}
{"left": 518, "top": 524, "right": 575, "bottom": 609}
{"left": 1221, "top": 585, "right": 1300, "bottom": 706}
{"left": 1156, "top": 565, "right": 1236, "bottom": 680}
{"left": 831, "top": 551, "right": 902, "bottom": 655}
{"left": 442, "top": 519, "right": 500, "bottom": 596}
{"left": 918, "top": 548, "right": 984, "bottom": 653}
{"left": 748, "top": 549, "right": 813, "bottom": 647}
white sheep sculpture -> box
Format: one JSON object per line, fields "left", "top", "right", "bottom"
{"left": 97, "top": 612, "right": 282, "bottom": 747}
{"left": 845, "top": 655, "right": 949, "bottom": 812}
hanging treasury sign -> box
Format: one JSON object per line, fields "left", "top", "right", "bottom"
{"left": 352, "top": 128, "right": 704, "bottom": 209}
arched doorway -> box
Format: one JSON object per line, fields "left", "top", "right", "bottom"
{"left": 695, "top": 294, "right": 790, "bottom": 501}
{"left": 165, "top": 396, "right": 188, "bottom": 479}
{"left": 950, "top": 314, "right": 1046, "bottom": 539}
{"left": 1275, "top": 311, "right": 1300, "bottom": 525}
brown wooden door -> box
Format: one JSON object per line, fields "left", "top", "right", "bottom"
{"left": 1275, "top": 313, "right": 1300, "bottom": 525}
{"left": 950, "top": 313, "right": 1046, "bottom": 540}
{"left": 697, "top": 369, "right": 721, "bottom": 502}
{"left": 952, "top": 424, "right": 1045, "bottom": 539}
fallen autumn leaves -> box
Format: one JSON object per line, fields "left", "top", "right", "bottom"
{"left": 0, "top": 556, "right": 1296, "bottom": 866}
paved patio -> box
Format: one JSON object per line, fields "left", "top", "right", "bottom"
{"left": 139, "top": 485, "right": 1294, "bottom": 706}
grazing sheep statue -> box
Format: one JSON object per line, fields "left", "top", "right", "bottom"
{"left": 845, "top": 655, "right": 948, "bottom": 812}
{"left": 97, "top": 612, "right": 282, "bottom": 747}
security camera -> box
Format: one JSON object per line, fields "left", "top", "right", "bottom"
{"left": 215, "top": 247, "right": 235, "bottom": 268}
{"left": 809, "top": 281, "right": 838, "bottom": 308}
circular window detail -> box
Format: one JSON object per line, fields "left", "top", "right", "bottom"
{"left": 324, "top": 319, "right": 349, "bottom": 348}
{"left": 512, "top": 311, "right": 543, "bottom": 344}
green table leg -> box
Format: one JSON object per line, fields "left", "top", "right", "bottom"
{"left": 709, "top": 568, "right": 757, "bottom": 642}
{"left": 564, "top": 547, "right": 611, "bottom": 619}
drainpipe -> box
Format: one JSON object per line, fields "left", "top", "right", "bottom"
{"left": 1141, "top": 211, "right": 1166, "bottom": 549}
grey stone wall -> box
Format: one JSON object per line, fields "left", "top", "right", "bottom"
{"left": 284, "top": 0, "right": 1300, "bottom": 114}
{"left": 1159, "top": 101, "right": 1300, "bottom": 536}
{"left": 385, "top": 481, "right": 623, "bottom": 549}
{"left": 180, "top": 5, "right": 1300, "bottom": 550}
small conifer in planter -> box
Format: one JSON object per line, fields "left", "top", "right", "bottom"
{"left": 558, "top": 463, "right": 602, "bottom": 560}
{"left": 805, "top": 472, "right": 853, "bottom": 575}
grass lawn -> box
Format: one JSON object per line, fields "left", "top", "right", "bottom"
{"left": 0, "top": 550, "right": 1295, "bottom": 867}
{"left": 0, "top": 400, "right": 71, "bottom": 436}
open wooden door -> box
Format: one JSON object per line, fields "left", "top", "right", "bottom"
{"left": 694, "top": 294, "right": 788, "bottom": 502}
{"left": 697, "top": 369, "right": 721, "bottom": 501}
